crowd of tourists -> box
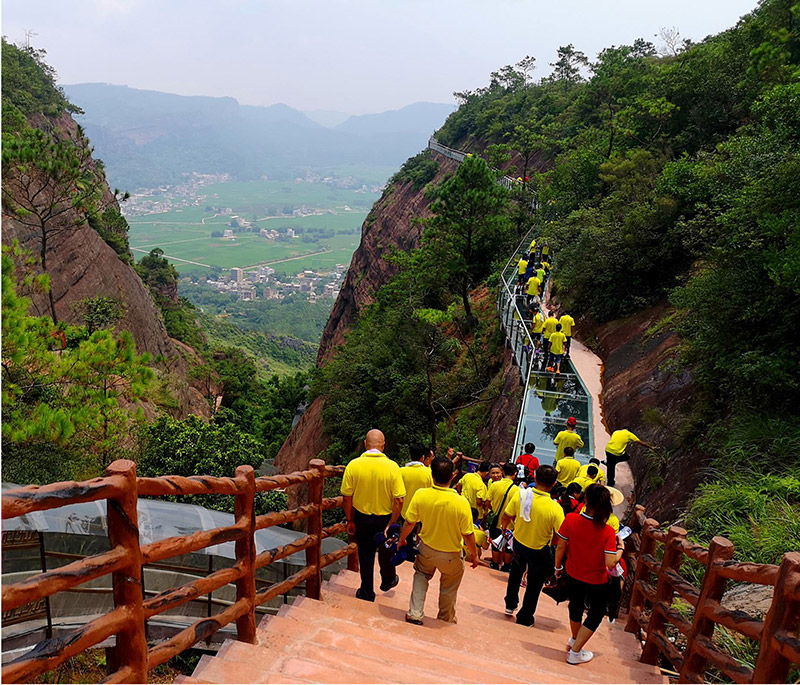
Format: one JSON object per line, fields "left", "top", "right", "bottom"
{"left": 341, "top": 426, "right": 643, "bottom": 667}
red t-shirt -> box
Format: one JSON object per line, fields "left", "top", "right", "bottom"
{"left": 516, "top": 453, "right": 540, "bottom": 472}
{"left": 557, "top": 512, "right": 617, "bottom": 585}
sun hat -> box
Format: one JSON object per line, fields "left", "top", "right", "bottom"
{"left": 606, "top": 486, "right": 625, "bottom": 507}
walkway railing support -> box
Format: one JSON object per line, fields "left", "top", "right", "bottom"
{"left": 106, "top": 459, "right": 148, "bottom": 683}
{"left": 234, "top": 465, "right": 257, "bottom": 644}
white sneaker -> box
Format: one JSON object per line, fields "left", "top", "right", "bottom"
{"left": 567, "top": 649, "right": 594, "bottom": 665}
{"left": 567, "top": 637, "right": 575, "bottom": 650}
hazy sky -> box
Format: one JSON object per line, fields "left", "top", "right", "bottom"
{"left": 3, "top": 0, "right": 758, "bottom": 115}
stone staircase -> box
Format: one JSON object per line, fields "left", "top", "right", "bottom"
{"left": 179, "top": 564, "right": 666, "bottom": 684}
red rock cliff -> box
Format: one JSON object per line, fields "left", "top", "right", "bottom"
{"left": 2, "top": 111, "right": 209, "bottom": 419}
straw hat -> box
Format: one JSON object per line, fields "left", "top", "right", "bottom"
{"left": 606, "top": 486, "right": 625, "bottom": 507}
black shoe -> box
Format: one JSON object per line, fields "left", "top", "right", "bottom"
{"left": 516, "top": 615, "right": 535, "bottom": 627}
{"left": 489, "top": 562, "right": 499, "bottom": 570}
{"left": 405, "top": 615, "right": 423, "bottom": 625}
{"left": 355, "top": 588, "right": 375, "bottom": 602}
{"left": 380, "top": 575, "right": 400, "bottom": 592}
{"left": 500, "top": 564, "right": 512, "bottom": 573}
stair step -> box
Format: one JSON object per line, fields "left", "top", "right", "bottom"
{"left": 185, "top": 565, "right": 666, "bottom": 685}
{"left": 315, "top": 585, "right": 662, "bottom": 683}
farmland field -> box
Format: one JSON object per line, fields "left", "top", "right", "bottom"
{"left": 127, "top": 180, "right": 380, "bottom": 272}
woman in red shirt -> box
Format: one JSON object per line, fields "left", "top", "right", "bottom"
{"left": 554, "top": 483, "right": 624, "bottom": 665}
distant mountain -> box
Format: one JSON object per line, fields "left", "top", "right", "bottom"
{"left": 62, "top": 84, "right": 455, "bottom": 191}
{"left": 336, "top": 102, "right": 456, "bottom": 136}
{"left": 304, "top": 109, "right": 351, "bottom": 128}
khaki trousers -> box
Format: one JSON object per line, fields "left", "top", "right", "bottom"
{"left": 407, "top": 542, "right": 465, "bottom": 623}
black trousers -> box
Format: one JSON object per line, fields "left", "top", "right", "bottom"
{"left": 504, "top": 540, "right": 554, "bottom": 624}
{"left": 566, "top": 573, "right": 610, "bottom": 632}
{"left": 605, "top": 450, "right": 628, "bottom": 486}
{"left": 353, "top": 509, "right": 394, "bottom": 600}
{"left": 565, "top": 335, "right": 572, "bottom": 356}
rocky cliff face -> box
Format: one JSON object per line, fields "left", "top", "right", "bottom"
{"left": 2, "top": 110, "right": 209, "bottom": 420}
{"left": 275, "top": 153, "right": 463, "bottom": 473}
{"left": 586, "top": 303, "right": 702, "bottom": 520}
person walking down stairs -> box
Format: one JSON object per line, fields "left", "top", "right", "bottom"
{"left": 398, "top": 456, "right": 479, "bottom": 625}
{"left": 555, "top": 483, "right": 625, "bottom": 665}
{"left": 341, "top": 429, "right": 406, "bottom": 602}
{"left": 501, "top": 465, "right": 564, "bottom": 627}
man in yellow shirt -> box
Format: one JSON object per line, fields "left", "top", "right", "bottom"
{"left": 525, "top": 274, "right": 541, "bottom": 307}
{"left": 542, "top": 311, "right": 559, "bottom": 367}
{"left": 548, "top": 323, "right": 568, "bottom": 374}
{"left": 559, "top": 312, "right": 575, "bottom": 357}
{"left": 554, "top": 416, "right": 585, "bottom": 461}
{"left": 398, "top": 457, "right": 478, "bottom": 624}
{"left": 604, "top": 428, "right": 655, "bottom": 487}
{"left": 555, "top": 446, "right": 581, "bottom": 486}
{"left": 516, "top": 255, "right": 528, "bottom": 287}
{"left": 569, "top": 465, "right": 602, "bottom": 491}
{"left": 456, "top": 461, "right": 490, "bottom": 517}
{"left": 576, "top": 457, "right": 605, "bottom": 485}
{"left": 486, "top": 463, "right": 519, "bottom": 571}
{"left": 501, "top": 465, "right": 564, "bottom": 626}
{"left": 341, "top": 429, "right": 406, "bottom": 602}
{"left": 399, "top": 444, "right": 434, "bottom": 521}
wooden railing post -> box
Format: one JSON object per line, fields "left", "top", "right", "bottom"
{"left": 305, "top": 459, "right": 326, "bottom": 600}
{"left": 625, "top": 517, "right": 659, "bottom": 634}
{"left": 678, "top": 536, "right": 735, "bottom": 683}
{"left": 641, "top": 526, "right": 687, "bottom": 665}
{"left": 234, "top": 465, "right": 257, "bottom": 644}
{"left": 752, "top": 552, "right": 800, "bottom": 684}
{"left": 106, "top": 459, "right": 147, "bottom": 683}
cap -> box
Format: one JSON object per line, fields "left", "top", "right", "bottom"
{"left": 567, "top": 417, "right": 577, "bottom": 427}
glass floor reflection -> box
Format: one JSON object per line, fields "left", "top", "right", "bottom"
{"left": 499, "top": 236, "right": 595, "bottom": 466}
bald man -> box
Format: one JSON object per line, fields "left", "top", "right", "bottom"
{"left": 341, "top": 429, "right": 406, "bottom": 601}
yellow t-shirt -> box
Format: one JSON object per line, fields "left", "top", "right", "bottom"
{"left": 608, "top": 513, "right": 620, "bottom": 535}
{"left": 542, "top": 316, "right": 559, "bottom": 339}
{"left": 532, "top": 312, "right": 545, "bottom": 334}
{"left": 559, "top": 315, "right": 575, "bottom": 337}
{"left": 554, "top": 429, "right": 584, "bottom": 461}
{"left": 606, "top": 429, "right": 640, "bottom": 456}
{"left": 569, "top": 475, "right": 594, "bottom": 491}
{"left": 406, "top": 485, "right": 474, "bottom": 553}
{"left": 341, "top": 451, "right": 405, "bottom": 515}
{"left": 541, "top": 261, "right": 551, "bottom": 272}
{"left": 549, "top": 331, "right": 567, "bottom": 356}
{"left": 463, "top": 525, "right": 489, "bottom": 552}
{"left": 526, "top": 276, "right": 541, "bottom": 296}
{"left": 487, "top": 478, "right": 518, "bottom": 515}
{"left": 536, "top": 268, "right": 545, "bottom": 282}
{"left": 504, "top": 488, "right": 565, "bottom": 550}
{"left": 542, "top": 244, "right": 550, "bottom": 256}
{"left": 399, "top": 463, "right": 433, "bottom": 519}
{"left": 529, "top": 239, "right": 537, "bottom": 252}
{"left": 577, "top": 464, "right": 605, "bottom": 485}
{"left": 555, "top": 457, "right": 581, "bottom": 486}
{"left": 517, "top": 258, "right": 528, "bottom": 275}
{"left": 458, "top": 472, "right": 487, "bottom": 511}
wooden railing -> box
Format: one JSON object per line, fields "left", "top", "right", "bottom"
{"left": 1, "top": 458, "right": 357, "bottom": 684}
{"left": 622, "top": 505, "right": 800, "bottom": 683}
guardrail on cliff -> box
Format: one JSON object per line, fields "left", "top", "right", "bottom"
{"left": 622, "top": 505, "right": 800, "bottom": 683}
{"left": 1, "top": 459, "right": 357, "bottom": 684}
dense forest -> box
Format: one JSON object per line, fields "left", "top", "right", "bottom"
{"left": 315, "top": 0, "right": 800, "bottom": 561}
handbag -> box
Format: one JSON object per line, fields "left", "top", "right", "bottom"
{"left": 485, "top": 482, "right": 514, "bottom": 531}
{"left": 543, "top": 573, "right": 570, "bottom": 604}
